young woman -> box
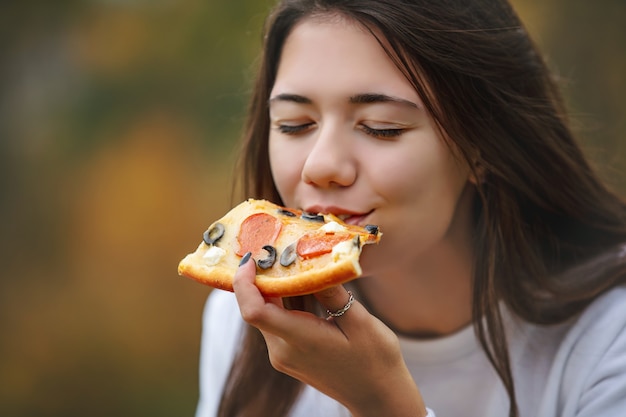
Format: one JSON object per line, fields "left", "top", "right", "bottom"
{"left": 196, "top": 1, "right": 626, "bottom": 416}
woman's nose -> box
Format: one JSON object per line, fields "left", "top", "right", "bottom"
{"left": 301, "top": 124, "right": 357, "bottom": 188}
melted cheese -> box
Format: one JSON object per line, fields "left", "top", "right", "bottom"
{"left": 331, "top": 239, "right": 357, "bottom": 261}
{"left": 320, "top": 221, "right": 347, "bottom": 233}
{"left": 203, "top": 245, "right": 226, "bottom": 266}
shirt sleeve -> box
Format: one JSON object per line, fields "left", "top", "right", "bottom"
{"left": 560, "top": 287, "right": 626, "bottom": 417}
{"left": 195, "top": 290, "right": 244, "bottom": 417}
{"left": 573, "top": 316, "right": 626, "bottom": 416}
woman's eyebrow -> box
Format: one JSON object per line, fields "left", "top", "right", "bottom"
{"left": 268, "top": 92, "right": 420, "bottom": 109}
{"left": 268, "top": 93, "right": 312, "bottom": 105}
{"left": 349, "top": 93, "right": 419, "bottom": 109}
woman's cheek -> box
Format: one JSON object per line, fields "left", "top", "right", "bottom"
{"left": 370, "top": 152, "right": 427, "bottom": 200}
{"left": 269, "top": 138, "right": 301, "bottom": 204}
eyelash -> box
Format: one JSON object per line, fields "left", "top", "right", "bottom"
{"left": 360, "top": 124, "right": 405, "bottom": 138}
{"left": 277, "top": 123, "right": 315, "bottom": 135}
{"left": 276, "top": 123, "right": 405, "bottom": 138}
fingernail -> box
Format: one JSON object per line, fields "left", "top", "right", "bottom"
{"left": 239, "top": 252, "right": 252, "bottom": 266}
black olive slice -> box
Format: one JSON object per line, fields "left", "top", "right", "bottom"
{"left": 301, "top": 212, "right": 325, "bottom": 222}
{"left": 277, "top": 208, "right": 297, "bottom": 217}
{"left": 203, "top": 223, "right": 225, "bottom": 245}
{"left": 257, "top": 245, "right": 277, "bottom": 269}
{"left": 279, "top": 242, "right": 297, "bottom": 267}
{"left": 352, "top": 235, "right": 361, "bottom": 249}
{"left": 364, "top": 224, "right": 379, "bottom": 236}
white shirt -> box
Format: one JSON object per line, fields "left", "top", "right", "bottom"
{"left": 196, "top": 286, "right": 626, "bottom": 417}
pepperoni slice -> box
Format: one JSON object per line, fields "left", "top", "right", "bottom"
{"left": 296, "top": 232, "right": 352, "bottom": 259}
{"left": 236, "top": 213, "right": 282, "bottom": 257}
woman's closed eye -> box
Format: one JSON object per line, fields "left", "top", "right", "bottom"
{"left": 276, "top": 122, "right": 316, "bottom": 135}
{"left": 360, "top": 123, "right": 406, "bottom": 139}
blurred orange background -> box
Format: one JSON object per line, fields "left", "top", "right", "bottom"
{"left": 1, "top": 1, "right": 624, "bottom": 416}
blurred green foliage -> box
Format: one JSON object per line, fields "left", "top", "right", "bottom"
{"left": 0, "top": 1, "right": 624, "bottom": 416}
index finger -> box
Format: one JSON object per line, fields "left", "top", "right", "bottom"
{"left": 232, "top": 255, "right": 341, "bottom": 343}
{"left": 232, "top": 252, "right": 282, "bottom": 310}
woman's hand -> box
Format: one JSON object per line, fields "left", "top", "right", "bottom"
{"left": 232, "top": 255, "right": 427, "bottom": 417}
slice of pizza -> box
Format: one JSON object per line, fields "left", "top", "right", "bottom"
{"left": 178, "top": 199, "right": 381, "bottom": 297}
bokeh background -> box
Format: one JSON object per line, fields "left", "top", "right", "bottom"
{"left": 1, "top": 1, "right": 625, "bottom": 416}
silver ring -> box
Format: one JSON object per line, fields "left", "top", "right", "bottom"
{"left": 326, "top": 291, "right": 355, "bottom": 318}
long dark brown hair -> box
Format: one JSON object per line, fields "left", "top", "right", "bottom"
{"left": 218, "top": 1, "right": 626, "bottom": 416}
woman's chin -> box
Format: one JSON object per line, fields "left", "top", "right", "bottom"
{"left": 358, "top": 244, "right": 387, "bottom": 278}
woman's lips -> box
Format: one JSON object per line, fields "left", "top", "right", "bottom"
{"left": 304, "top": 206, "right": 374, "bottom": 226}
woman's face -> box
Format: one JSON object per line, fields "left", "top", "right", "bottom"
{"left": 268, "top": 17, "right": 475, "bottom": 275}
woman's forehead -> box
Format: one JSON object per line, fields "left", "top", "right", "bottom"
{"left": 273, "top": 17, "right": 421, "bottom": 101}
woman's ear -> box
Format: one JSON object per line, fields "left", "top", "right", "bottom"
{"left": 468, "top": 159, "right": 486, "bottom": 185}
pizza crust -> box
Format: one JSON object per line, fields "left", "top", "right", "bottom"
{"left": 177, "top": 199, "right": 380, "bottom": 297}
{"left": 178, "top": 250, "right": 361, "bottom": 297}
